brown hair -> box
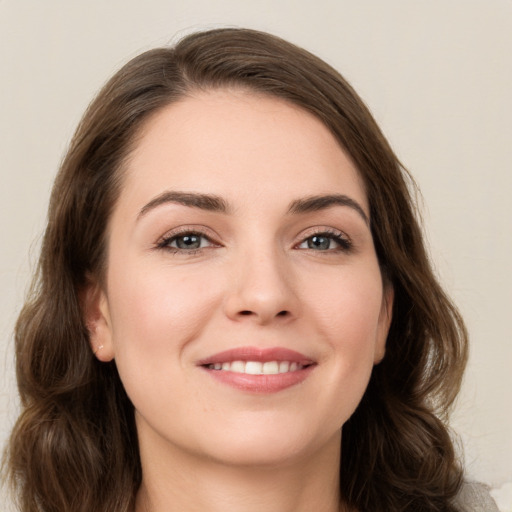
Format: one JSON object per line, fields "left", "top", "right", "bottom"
{"left": 3, "top": 28, "right": 468, "bottom": 511}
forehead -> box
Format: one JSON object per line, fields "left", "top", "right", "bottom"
{"left": 120, "top": 89, "right": 368, "bottom": 214}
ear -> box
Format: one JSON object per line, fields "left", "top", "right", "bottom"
{"left": 81, "top": 276, "right": 115, "bottom": 362}
{"left": 374, "top": 283, "right": 394, "bottom": 365}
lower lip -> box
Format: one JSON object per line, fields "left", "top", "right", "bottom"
{"left": 201, "top": 365, "right": 315, "bottom": 393}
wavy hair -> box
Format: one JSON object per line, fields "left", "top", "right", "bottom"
{"left": 3, "top": 28, "right": 468, "bottom": 512}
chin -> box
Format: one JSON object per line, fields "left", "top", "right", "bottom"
{"left": 201, "top": 439, "right": 317, "bottom": 468}
{"left": 189, "top": 413, "right": 342, "bottom": 468}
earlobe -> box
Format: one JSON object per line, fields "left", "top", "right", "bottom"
{"left": 374, "top": 284, "right": 394, "bottom": 365}
{"left": 81, "top": 277, "right": 115, "bottom": 362}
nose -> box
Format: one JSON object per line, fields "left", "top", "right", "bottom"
{"left": 223, "top": 247, "right": 300, "bottom": 325}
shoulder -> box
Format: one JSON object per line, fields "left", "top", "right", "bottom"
{"left": 453, "top": 481, "right": 500, "bottom": 512}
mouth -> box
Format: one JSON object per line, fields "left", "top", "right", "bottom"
{"left": 197, "top": 347, "right": 316, "bottom": 393}
{"left": 205, "top": 360, "right": 309, "bottom": 374}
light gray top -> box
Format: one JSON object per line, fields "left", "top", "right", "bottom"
{"left": 454, "top": 482, "right": 500, "bottom": 512}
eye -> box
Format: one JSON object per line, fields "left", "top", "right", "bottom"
{"left": 297, "top": 231, "right": 352, "bottom": 252}
{"left": 157, "top": 230, "right": 216, "bottom": 253}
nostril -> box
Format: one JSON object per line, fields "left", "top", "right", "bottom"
{"left": 238, "top": 310, "right": 289, "bottom": 317}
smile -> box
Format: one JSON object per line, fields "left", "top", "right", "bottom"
{"left": 198, "top": 347, "right": 316, "bottom": 393}
{"left": 206, "top": 360, "right": 306, "bottom": 374}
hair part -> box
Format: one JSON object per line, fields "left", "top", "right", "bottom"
{"left": 3, "top": 28, "right": 467, "bottom": 512}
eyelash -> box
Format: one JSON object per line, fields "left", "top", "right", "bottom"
{"left": 295, "top": 228, "right": 353, "bottom": 253}
{"left": 156, "top": 228, "right": 352, "bottom": 255}
{"left": 156, "top": 228, "right": 218, "bottom": 255}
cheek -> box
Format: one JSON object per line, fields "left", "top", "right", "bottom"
{"left": 106, "top": 260, "right": 221, "bottom": 369}
{"left": 104, "top": 262, "right": 225, "bottom": 430}
{"left": 311, "top": 264, "right": 384, "bottom": 347}
{"left": 305, "top": 265, "right": 384, "bottom": 407}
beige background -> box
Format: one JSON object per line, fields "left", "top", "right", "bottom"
{"left": 1, "top": 1, "right": 511, "bottom": 509}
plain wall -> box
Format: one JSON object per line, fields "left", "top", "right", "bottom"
{"left": 1, "top": 0, "right": 511, "bottom": 508}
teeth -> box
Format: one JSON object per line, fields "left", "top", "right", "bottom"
{"left": 245, "top": 361, "right": 262, "bottom": 374}
{"left": 262, "top": 361, "right": 279, "bottom": 375}
{"left": 230, "top": 360, "right": 245, "bottom": 373}
{"left": 207, "top": 360, "right": 304, "bottom": 374}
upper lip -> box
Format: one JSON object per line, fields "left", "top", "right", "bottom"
{"left": 197, "top": 346, "right": 315, "bottom": 366}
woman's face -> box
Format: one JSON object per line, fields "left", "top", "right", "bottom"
{"left": 89, "top": 89, "right": 392, "bottom": 467}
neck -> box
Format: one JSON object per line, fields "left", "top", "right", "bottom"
{"left": 134, "top": 423, "right": 344, "bottom": 512}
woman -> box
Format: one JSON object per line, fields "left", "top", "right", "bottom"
{"left": 3, "top": 28, "right": 486, "bottom": 511}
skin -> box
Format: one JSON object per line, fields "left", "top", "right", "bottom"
{"left": 85, "top": 89, "right": 393, "bottom": 512}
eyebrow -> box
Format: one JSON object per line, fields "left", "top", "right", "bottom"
{"left": 138, "top": 191, "right": 230, "bottom": 218}
{"left": 287, "top": 194, "right": 369, "bottom": 225}
{"left": 138, "top": 191, "right": 369, "bottom": 225}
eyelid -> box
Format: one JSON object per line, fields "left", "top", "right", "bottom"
{"left": 294, "top": 227, "right": 353, "bottom": 251}
{"left": 155, "top": 225, "right": 221, "bottom": 250}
